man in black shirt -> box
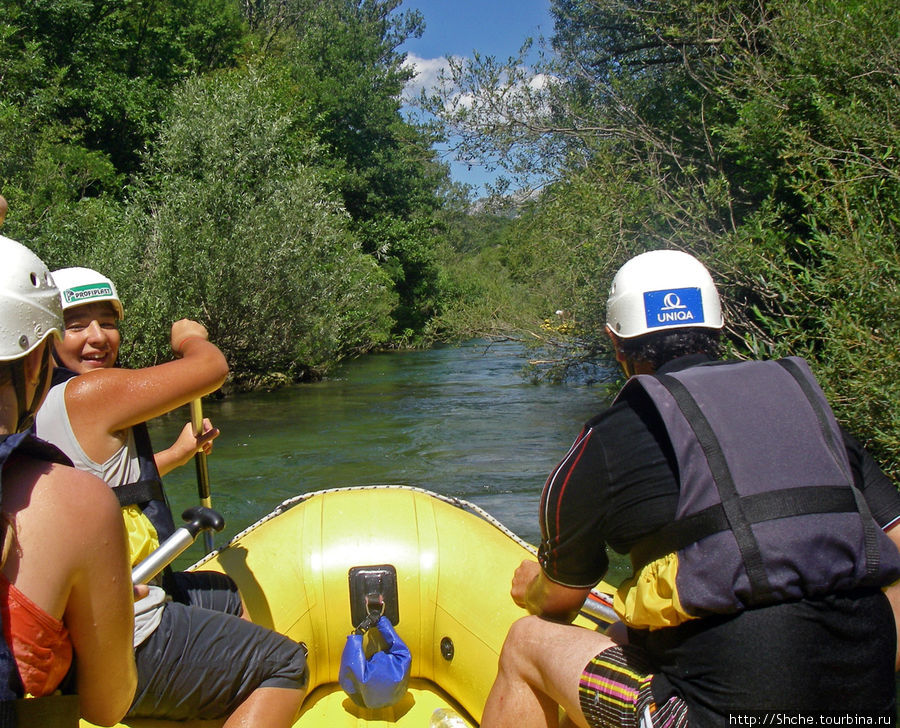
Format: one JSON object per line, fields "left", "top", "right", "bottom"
{"left": 481, "top": 250, "right": 900, "bottom": 728}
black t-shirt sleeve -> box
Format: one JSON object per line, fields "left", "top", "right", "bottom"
{"left": 537, "top": 398, "right": 680, "bottom": 588}
{"left": 843, "top": 428, "right": 900, "bottom": 529}
{"left": 538, "top": 423, "right": 611, "bottom": 588}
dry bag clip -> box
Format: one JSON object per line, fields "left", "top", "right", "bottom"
{"left": 339, "top": 565, "right": 410, "bottom": 709}
{"left": 354, "top": 593, "right": 385, "bottom": 635}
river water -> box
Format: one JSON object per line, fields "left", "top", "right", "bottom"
{"left": 148, "top": 340, "right": 626, "bottom": 575}
{"left": 146, "top": 340, "right": 900, "bottom": 718}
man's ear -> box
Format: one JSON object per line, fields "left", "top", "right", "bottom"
{"left": 605, "top": 326, "right": 626, "bottom": 364}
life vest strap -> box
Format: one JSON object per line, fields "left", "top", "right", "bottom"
{"left": 658, "top": 372, "right": 775, "bottom": 602}
{"left": 777, "top": 359, "right": 882, "bottom": 582}
{"left": 113, "top": 478, "right": 167, "bottom": 508}
{"left": 0, "top": 700, "right": 12, "bottom": 728}
{"left": 631, "top": 485, "right": 859, "bottom": 571}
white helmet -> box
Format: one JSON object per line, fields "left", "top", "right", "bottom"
{"left": 0, "top": 235, "right": 62, "bottom": 361}
{"left": 606, "top": 249, "right": 723, "bottom": 339}
{"left": 52, "top": 266, "right": 124, "bottom": 319}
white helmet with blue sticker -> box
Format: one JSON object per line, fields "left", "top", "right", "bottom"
{"left": 606, "top": 250, "right": 723, "bottom": 339}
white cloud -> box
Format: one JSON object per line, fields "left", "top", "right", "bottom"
{"left": 402, "top": 53, "right": 456, "bottom": 101}
{"left": 402, "top": 53, "right": 559, "bottom": 118}
{"left": 529, "top": 73, "right": 554, "bottom": 91}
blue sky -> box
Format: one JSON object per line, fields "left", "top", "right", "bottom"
{"left": 401, "top": 0, "right": 552, "bottom": 61}
{"left": 399, "top": 0, "right": 555, "bottom": 193}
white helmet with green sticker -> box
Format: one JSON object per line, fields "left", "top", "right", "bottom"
{"left": 52, "top": 267, "right": 124, "bottom": 320}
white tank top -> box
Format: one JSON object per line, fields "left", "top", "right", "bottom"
{"left": 35, "top": 377, "right": 166, "bottom": 646}
{"left": 35, "top": 378, "right": 142, "bottom": 487}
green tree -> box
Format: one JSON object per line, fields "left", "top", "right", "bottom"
{"left": 0, "top": 0, "right": 247, "bottom": 247}
{"left": 24, "top": 67, "right": 397, "bottom": 387}
{"left": 425, "top": 190, "right": 537, "bottom": 342}
{"left": 261, "top": 0, "right": 448, "bottom": 334}
{"left": 126, "top": 68, "right": 397, "bottom": 383}
{"left": 709, "top": 0, "right": 900, "bottom": 467}
{"left": 1, "top": 0, "right": 246, "bottom": 175}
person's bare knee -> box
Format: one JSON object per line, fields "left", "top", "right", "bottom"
{"left": 496, "top": 616, "right": 546, "bottom": 678}
{"left": 223, "top": 686, "right": 305, "bottom": 728}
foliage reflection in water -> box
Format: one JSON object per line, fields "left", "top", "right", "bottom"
{"left": 148, "top": 340, "right": 618, "bottom": 573}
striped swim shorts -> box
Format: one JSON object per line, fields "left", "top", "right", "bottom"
{"left": 578, "top": 644, "right": 688, "bottom": 728}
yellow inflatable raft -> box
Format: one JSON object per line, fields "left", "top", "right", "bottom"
{"left": 83, "top": 486, "right": 617, "bottom": 728}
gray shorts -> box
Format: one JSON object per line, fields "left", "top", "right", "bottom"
{"left": 129, "top": 572, "right": 308, "bottom": 720}
{"left": 164, "top": 569, "right": 243, "bottom": 614}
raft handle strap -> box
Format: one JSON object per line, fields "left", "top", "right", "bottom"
{"left": 355, "top": 594, "right": 385, "bottom": 635}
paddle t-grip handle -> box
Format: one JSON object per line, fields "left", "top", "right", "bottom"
{"left": 131, "top": 506, "right": 225, "bottom": 585}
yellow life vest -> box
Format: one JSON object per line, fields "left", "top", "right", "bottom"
{"left": 121, "top": 504, "right": 161, "bottom": 567}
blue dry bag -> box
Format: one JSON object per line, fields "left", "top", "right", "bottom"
{"left": 339, "top": 614, "right": 411, "bottom": 709}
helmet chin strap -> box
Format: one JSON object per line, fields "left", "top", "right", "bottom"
{"left": 10, "top": 359, "right": 30, "bottom": 432}
{"left": 11, "top": 344, "right": 53, "bottom": 432}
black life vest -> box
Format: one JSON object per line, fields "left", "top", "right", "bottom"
{"left": 613, "top": 357, "right": 900, "bottom": 629}
{"left": 0, "top": 432, "right": 80, "bottom": 727}
{"left": 49, "top": 368, "right": 177, "bottom": 544}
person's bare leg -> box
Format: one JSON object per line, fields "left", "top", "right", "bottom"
{"left": 481, "top": 615, "right": 616, "bottom": 728}
{"left": 239, "top": 596, "right": 252, "bottom": 621}
{"left": 222, "top": 687, "right": 305, "bottom": 728}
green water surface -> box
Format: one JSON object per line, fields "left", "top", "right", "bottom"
{"left": 149, "top": 340, "right": 621, "bottom": 574}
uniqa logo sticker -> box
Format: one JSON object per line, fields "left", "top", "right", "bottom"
{"left": 643, "top": 287, "right": 704, "bottom": 330}
{"left": 63, "top": 283, "right": 113, "bottom": 304}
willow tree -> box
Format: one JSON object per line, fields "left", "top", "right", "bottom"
{"left": 423, "top": 0, "right": 900, "bottom": 471}
{"left": 61, "top": 67, "right": 397, "bottom": 387}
